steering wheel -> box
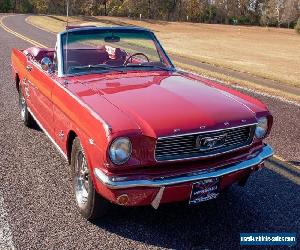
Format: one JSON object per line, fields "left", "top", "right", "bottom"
{"left": 124, "top": 53, "right": 150, "bottom": 65}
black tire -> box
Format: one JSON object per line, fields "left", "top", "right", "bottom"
{"left": 71, "top": 138, "right": 109, "bottom": 220}
{"left": 18, "top": 87, "right": 34, "bottom": 127}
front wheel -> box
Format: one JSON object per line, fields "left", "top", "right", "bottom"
{"left": 71, "top": 138, "right": 109, "bottom": 220}
{"left": 18, "top": 87, "right": 34, "bottom": 127}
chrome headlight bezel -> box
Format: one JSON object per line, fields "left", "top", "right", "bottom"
{"left": 109, "top": 137, "right": 132, "bottom": 165}
{"left": 255, "top": 117, "right": 268, "bottom": 139}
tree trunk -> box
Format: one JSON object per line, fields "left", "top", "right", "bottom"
{"left": 148, "top": 0, "right": 151, "bottom": 19}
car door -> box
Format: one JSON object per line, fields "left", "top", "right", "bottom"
{"left": 25, "top": 60, "right": 55, "bottom": 137}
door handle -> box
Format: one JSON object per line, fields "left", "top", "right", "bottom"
{"left": 26, "top": 65, "right": 32, "bottom": 72}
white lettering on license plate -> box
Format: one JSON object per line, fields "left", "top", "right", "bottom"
{"left": 189, "top": 178, "right": 219, "bottom": 204}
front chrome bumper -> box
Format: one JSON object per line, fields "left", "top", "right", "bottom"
{"left": 94, "top": 144, "right": 273, "bottom": 190}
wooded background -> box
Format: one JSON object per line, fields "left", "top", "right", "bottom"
{"left": 1, "top": 0, "right": 300, "bottom": 28}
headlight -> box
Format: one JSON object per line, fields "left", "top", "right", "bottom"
{"left": 255, "top": 117, "right": 268, "bottom": 139}
{"left": 109, "top": 137, "right": 132, "bottom": 165}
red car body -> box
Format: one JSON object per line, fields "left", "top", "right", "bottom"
{"left": 11, "top": 27, "right": 273, "bottom": 210}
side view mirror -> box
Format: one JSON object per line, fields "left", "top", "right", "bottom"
{"left": 41, "top": 57, "right": 53, "bottom": 73}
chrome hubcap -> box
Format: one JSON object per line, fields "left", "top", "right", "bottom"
{"left": 74, "top": 151, "right": 90, "bottom": 208}
{"left": 19, "top": 93, "right": 26, "bottom": 121}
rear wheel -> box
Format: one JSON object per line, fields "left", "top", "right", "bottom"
{"left": 18, "top": 87, "right": 34, "bottom": 127}
{"left": 71, "top": 138, "right": 109, "bottom": 220}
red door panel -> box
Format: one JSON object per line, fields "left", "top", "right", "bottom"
{"left": 26, "top": 62, "right": 55, "bottom": 137}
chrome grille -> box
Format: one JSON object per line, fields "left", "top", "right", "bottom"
{"left": 155, "top": 125, "right": 255, "bottom": 161}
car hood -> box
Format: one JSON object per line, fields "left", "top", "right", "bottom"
{"left": 71, "top": 71, "right": 264, "bottom": 137}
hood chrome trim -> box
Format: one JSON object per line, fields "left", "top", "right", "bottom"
{"left": 157, "top": 123, "right": 257, "bottom": 139}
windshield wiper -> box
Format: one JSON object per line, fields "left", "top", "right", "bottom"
{"left": 70, "top": 64, "right": 125, "bottom": 73}
{"left": 123, "top": 64, "right": 174, "bottom": 71}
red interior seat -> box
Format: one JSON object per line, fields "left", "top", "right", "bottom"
{"left": 105, "top": 48, "right": 127, "bottom": 66}
{"left": 24, "top": 47, "right": 55, "bottom": 63}
{"left": 65, "top": 49, "right": 109, "bottom": 66}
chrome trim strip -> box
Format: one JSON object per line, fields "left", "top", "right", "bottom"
{"left": 151, "top": 32, "right": 175, "bottom": 68}
{"left": 94, "top": 144, "right": 273, "bottom": 189}
{"left": 28, "top": 107, "right": 68, "bottom": 160}
{"left": 58, "top": 26, "right": 152, "bottom": 36}
{"left": 154, "top": 123, "right": 256, "bottom": 162}
{"left": 56, "top": 33, "right": 64, "bottom": 77}
{"left": 158, "top": 123, "right": 257, "bottom": 139}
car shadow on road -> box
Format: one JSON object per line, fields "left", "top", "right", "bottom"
{"left": 91, "top": 167, "right": 300, "bottom": 249}
{"left": 29, "top": 120, "right": 42, "bottom": 132}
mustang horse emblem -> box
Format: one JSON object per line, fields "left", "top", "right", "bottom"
{"left": 196, "top": 134, "right": 228, "bottom": 151}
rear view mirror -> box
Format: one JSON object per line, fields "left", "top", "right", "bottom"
{"left": 104, "top": 35, "right": 120, "bottom": 43}
{"left": 41, "top": 57, "right": 53, "bottom": 73}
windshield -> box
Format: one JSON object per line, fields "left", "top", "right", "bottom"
{"left": 61, "top": 29, "right": 173, "bottom": 75}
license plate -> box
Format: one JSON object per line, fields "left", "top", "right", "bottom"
{"left": 189, "top": 177, "right": 219, "bottom": 204}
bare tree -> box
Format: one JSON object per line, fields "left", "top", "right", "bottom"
{"left": 260, "top": 0, "right": 284, "bottom": 27}
{"left": 3, "top": 0, "right": 299, "bottom": 27}
{"left": 275, "top": 0, "right": 285, "bottom": 27}
{"left": 282, "top": 0, "right": 300, "bottom": 27}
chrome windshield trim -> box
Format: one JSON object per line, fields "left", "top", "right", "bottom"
{"left": 58, "top": 26, "right": 152, "bottom": 36}
{"left": 57, "top": 34, "right": 64, "bottom": 77}
{"left": 94, "top": 144, "right": 273, "bottom": 189}
{"left": 61, "top": 66, "right": 175, "bottom": 77}
{"left": 56, "top": 27, "right": 175, "bottom": 77}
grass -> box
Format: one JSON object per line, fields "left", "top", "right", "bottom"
{"left": 175, "top": 62, "right": 300, "bottom": 103}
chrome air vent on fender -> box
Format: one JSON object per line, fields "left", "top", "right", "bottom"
{"left": 155, "top": 124, "right": 256, "bottom": 162}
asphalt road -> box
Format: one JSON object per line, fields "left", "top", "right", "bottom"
{"left": 0, "top": 14, "right": 299, "bottom": 250}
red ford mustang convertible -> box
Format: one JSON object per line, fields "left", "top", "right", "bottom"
{"left": 11, "top": 26, "right": 273, "bottom": 219}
